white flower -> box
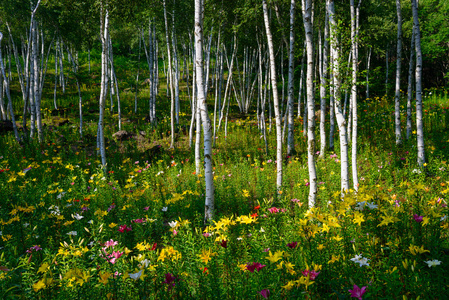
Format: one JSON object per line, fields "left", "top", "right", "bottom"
{"left": 412, "top": 169, "right": 422, "bottom": 174}
{"left": 356, "top": 257, "right": 370, "bottom": 267}
{"left": 0, "top": 231, "right": 2, "bottom": 236}
{"left": 441, "top": 215, "right": 447, "bottom": 222}
{"left": 23, "top": 223, "right": 30, "bottom": 227}
{"left": 139, "top": 259, "right": 150, "bottom": 268}
{"left": 88, "top": 220, "right": 93, "bottom": 224}
{"left": 128, "top": 269, "right": 143, "bottom": 280}
{"left": 161, "top": 207, "right": 168, "bottom": 212}
{"left": 259, "top": 227, "right": 265, "bottom": 233}
{"left": 237, "top": 237, "right": 243, "bottom": 241}
{"left": 168, "top": 221, "right": 178, "bottom": 228}
{"left": 156, "top": 171, "right": 164, "bottom": 176}
{"left": 67, "top": 231, "right": 78, "bottom": 236}
{"left": 425, "top": 259, "right": 442, "bottom": 268}
{"left": 56, "top": 192, "right": 66, "bottom": 199}
{"left": 355, "top": 202, "right": 366, "bottom": 211}
{"left": 366, "top": 202, "right": 378, "bottom": 210}
{"left": 350, "top": 254, "right": 363, "bottom": 262}
{"left": 88, "top": 241, "right": 95, "bottom": 247}
{"left": 72, "top": 213, "right": 84, "bottom": 220}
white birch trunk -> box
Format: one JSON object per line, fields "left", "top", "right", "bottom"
{"left": 163, "top": 0, "right": 175, "bottom": 148}
{"left": 319, "top": 13, "right": 329, "bottom": 158}
{"left": 328, "top": 0, "right": 349, "bottom": 193}
{"left": 302, "top": 0, "right": 317, "bottom": 207}
{"left": 350, "top": 0, "right": 361, "bottom": 191}
{"left": 98, "top": 6, "right": 109, "bottom": 172}
{"left": 194, "top": 0, "right": 215, "bottom": 223}
{"left": 286, "top": 0, "right": 296, "bottom": 156}
{"left": 0, "top": 32, "right": 20, "bottom": 141}
{"left": 406, "top": 28, "right": 415, "bottom": 140}
{"left": 394, "top": 0, "right": 402, "bottom": 145}
{"left": 366, "top": 47, "right": 371, "bottom": 99}
{"left": 263, "top": 0, "right": 283, "bottom": 191}
{"left": 411, "top": 0, "right": 425, "bottom": 167}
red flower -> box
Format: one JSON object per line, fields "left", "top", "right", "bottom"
{"left": 254, "top": 205, "right": 261, "bottom": 210}
{"left": 220, "top": 240, "right": 228, "bottom": 248}
{"left": 287, "top": 241, "right": 298, "bottom": 249}
{"left": 246, "top": 262, "right": 266, "bottom": 272}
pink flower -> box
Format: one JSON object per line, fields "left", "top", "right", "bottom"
{"left": 268, "top": 207, "right": 279, "bottom": 214}
{"left": 203, "top": 232, "right": 211, "bottom": 237}
{"left": 143, "top": 206, "right": 150, "bottom": 211}
{"left": 104, "top": 239, "right": 118, "bottom": 248}
{"left": 133, "top": 218, "right": 145, "bottom": 223}
{"left": 413, "top": 214, "right": 423, "bottom": 222}
{"left": 258, "top": 289, "right": 270, "bottom": 299}
{"left": 173, "top": 229, "right": 178, "bottom": 236}
{"left": 109, "top": 251, "right": 123, "bottom": 264}
{"left": 302, "top": 269, "right": 320, "bottom": 280}
{"left": 349, "top": 284, "right": 367, "bottom": 300}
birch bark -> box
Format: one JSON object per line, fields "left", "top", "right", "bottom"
{"left": 194, "top": 0, "right": 215, "bottom": 223}
{"left": 394, "top": 0, "right": 402, "bottom": 145}
{"left": 411, "top": 0, "right": 425, "bottom": 167}
{"left": 328, "top": 0, "right": 349, "bottom": 193}
{"left": 286, "top": 0, "right": 296, "bottom": 156}
{"left": 302, "top": 0, "right": 317, "bottom": 207}
{"left": 263, "top": 0, "right": 283, "bottom": 191}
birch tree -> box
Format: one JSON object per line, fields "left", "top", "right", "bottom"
{"left": 263, "top": 0, "right": 283, "bottom": 191}
{"left": 301, "top": 0, "right": 317, "bottom": 206}
{"left": 163, "top": 0, "right": 175, "bottom": 148}
{"left": 411, "top": 0, "right": 425, "bottom": 167}
{"left": 286, "top": 0, "right": 296, "bottom": 156}
{"left": 319, "top": 12, "right": 329, "bottom": 158}
{"left": 194, "top": 0, "right": 215, "bottom": 223}
{"left": 0, "top": 32, "right": 20, "bottom": 141}
{"left": 394, "top": 0, "right": 402, "bottom": 145}
{"left": 350, "top": 0, "right": 361, "bottom": 191}
{"left": 328, "top": 0, "right": 349, "bottom": 193}
{"left": 97, "top": 3, "right": 109, "bottom": 172}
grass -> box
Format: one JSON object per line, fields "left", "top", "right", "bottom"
{"left": 0, "top": 53, "right": 449, "bottom": 299}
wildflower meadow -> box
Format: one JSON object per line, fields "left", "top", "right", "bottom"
{"left": 1, "top": 82, "right": 448, "bottom": 299}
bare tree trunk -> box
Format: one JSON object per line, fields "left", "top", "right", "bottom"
{"left": 350, "top": 0, "right": 361, "bottom": 191}
{"left": 302, "top": 0, "right": 317, "bottom": 207}
{"left": 366, "top": 47, "right": 371, "bottom": 99}
{"left": 263, "top": 0, "right": 283, "bottom": 191}
{"left": 194, "top": 0, "right": 215, "bottom": 223}
{"left": 164, "top": 0, "right": 176, "bottom": 148}
{"left": 394, "top": 0, "right": 402, "bottom": 145}
{"left": 319, "top": 12, "right": 329, "bottom": 158}
{"left": 411, "top": 0, "right": 425, "bottom": 167}
{"left": 406, "top": 28, "right": 415, "bottom": 140}
{"left": 98, "top": 5, "right": 109, "bottom": 172}
{"left": 328, "top": 0, "right": 349, "bottom": 193}
{"left": 286, "top": 0, "right": 296, "bottom": 156}
{"left": 0, "top": 32, "right": 20, "bottom": 141}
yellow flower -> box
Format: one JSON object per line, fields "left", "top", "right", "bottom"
{"left": 317, "top": 244, "right": 325, "bottom": 251}
{"left": 328, "top": 255, "right": 340, "bottom": 264}
{"left": 377, "top": 214, "right": 398, "bottom": 227}
{"left": 421, "top": 217, "right": 430, "bottom": 226}
{"left": 197, "top": 248, "right": 217, "bottom": 264}
{"left": 33, "top": 279, "right": 46, "bottom": 292}
{"left": 266, "top": 251, "right": 284, "bottom": 264}
{"left": 109, "top": 223, "right": 117, "bottom": 228}
{"left": 99, "top": 271, "right": 111, "bottom": 285}
{"left": 353, "top": 211, "right": 365, "bottom": 226}
{"left": 282, "top": 280, "right": 296, "bottom": 290}
{"left": 408, "top": 245, "right": 429, "bottom": 256}
{"left": 38, "top": 263, "right": 50, "bottom": 274}
{"left": 238, "top": 264, "right": 248, "bottom": 272}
